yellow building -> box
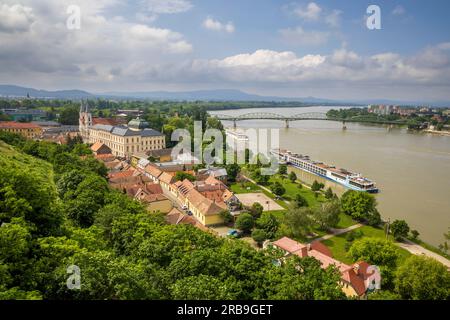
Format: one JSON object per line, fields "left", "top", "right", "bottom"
{"left": 88, "top": 118, "right": 165, "bottom": 158}
{"left": 0, "top": 121, "right": 43, "bottom": 139}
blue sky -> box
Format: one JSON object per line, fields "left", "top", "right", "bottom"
{"left": 1, "top": 0, "right": 450, "bottom": 100}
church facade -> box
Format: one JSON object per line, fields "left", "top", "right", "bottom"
{"left": 79, "top": 102, "right": 165, "bottom": 158}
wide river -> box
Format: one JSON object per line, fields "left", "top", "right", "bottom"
{"left": 210, "top": 106, "right": 450, "bottom": 247}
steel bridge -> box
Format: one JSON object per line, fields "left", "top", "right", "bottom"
{"left": 213, "top": 112, "right": 346, "bottom": 128}
{"left": 213, "top": 111, "right": 406, "bottom": 128}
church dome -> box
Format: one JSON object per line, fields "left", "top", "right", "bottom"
{"left": 128, "top": 117, "right": 149, "bottom": 130}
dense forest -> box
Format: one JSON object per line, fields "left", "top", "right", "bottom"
{"left": 0, "top": 133, "right": 347, "bottom": 300}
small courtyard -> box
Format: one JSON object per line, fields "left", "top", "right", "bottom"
{"left": 235, "top": 192, "right": 284, "bottom": 211}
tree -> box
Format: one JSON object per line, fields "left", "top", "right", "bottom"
{"left": 171, "top": 275, "right": 237, "bottom": 300}
{"left": 390, "top": 220, "right": 410, "bottom": 241}
{"left": 174, "top": 171, "right": 196, "bottom": 182}
{"left": 252, "top": 229, "right": 267, "bottom": 246}
{"left": 271, "top": 182, "right": 285, "bottom": 197}
{"left": 367, "top": 290, "right": 401, "bottom": 300}
{"left": 314, "top": 200, "right": 340, "bottom": 230}
{"left": 252, "top": 168, "right": 270, "bottom": 185}
{"left": 59, "top": 105, "right": 79, "bottom": 125}
{"left": 340, "top": 190, "right": 380, "bottom": 225}
{"left": 263, "top": 256, "right": 345, "bottom": 300}
{"left": 278, "top": 164, "right": 287, "bottom": 175}
{"left": 235, "top": 213, "right": 254, "bottom": 233}
{"left": 249, "top": 202, "right": 264, "bottom": 219}
{"left": 395, "top": 255, "right": 450, "bottom": 300}
{"left": 324, "top": 187, "right": 334, "bottom": 199}
{"left": 56, "top": 170, "right": 86, "bottom": 198}
{"left": 294, "top": 194, "right": 308, "bottom": 208}
{"left": 256, "top": 213, "right": 279, "bottom": 239}
{"left": 410, "top": 229, "right": 420, "bottom": 240}
{"left": 65, "top": 175, "right": 109, "bottom": 227}
{"left": 225, "top": 163, "right": 240, "bottom": 182}
{"left": 348, "top": 237, "right": 400, "bottom": 290}
{"left": 282, "top": 207, "right": 313, "bottom": 239}
{"left": 219, "top": 210, "right": 233, "bottom": 225}
{"left": 348, "top": 238, "right": 399, "bottom": 269}
{"left": 288, "top": 171, "right": 297, "bottom": 182}
{"left": 311, "top": 180, "right": 324, "bottom": 192}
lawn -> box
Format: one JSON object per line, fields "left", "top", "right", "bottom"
{"left": 322, "top": 224, "right": 412, "bottom": 265}
{"left": 336, "top": 213, "right": 357, "bottom": 229}
{"left": 268, "top": 174, "right": 326, "bottom": 208}
{"left": 229, "top": 181, "right": 261, "bottom": 194}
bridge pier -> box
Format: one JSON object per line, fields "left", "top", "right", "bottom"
{"left": 233, "top": 120, "right": 237, "bottom": 129}
{"left": 285, "top": 119, "right": 289, "bottom": 128}
{"left": 342, "top": 121, "right": 347, "bottom": 130}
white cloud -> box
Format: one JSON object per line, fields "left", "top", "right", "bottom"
{"left": 294, "top": 2, "right": 322, "bottom": 21}
{"left": 280, "top": 27, "right": 329, "bottom": 46}
{"left": 392, "top": 5, "right": 405, "bottom": 15}
{"left": 0, "top": 0, "right": 193, "bottom": 85}
{"left": 144, "top": 0, "right": 192, "bottom": 14}
{"left": 0, "top": 3, "right": 34, "bottom": 33}
{"left": 127, "top": 24, "right": 192, "bottom": 53}
{"left": 203, "top": 17, "right": 235, "bottom": 33}
{"left": 325, "top": 9, "right": 342, "bottom": 27}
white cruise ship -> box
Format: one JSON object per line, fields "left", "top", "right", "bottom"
{"left": 225, "top": 129, "right": 249, "bottom": 142}
{"left": 272, "top": 149, "right": 379, "bottom": 193}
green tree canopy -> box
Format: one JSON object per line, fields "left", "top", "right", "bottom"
{"left": 235, "top": 213, "right": 254, "bottom": 233}
{"left": 395, "top": 255, "right": 450, "bottom": 300}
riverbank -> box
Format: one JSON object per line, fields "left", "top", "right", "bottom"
{"left": 423, "top": 129, "right": 450, "bottom": 136}
{"left": 238, "top": 168, "right": 450, "bottom": 268}
{"left": 211, "top": 106, "right": 450, "bottom": 248}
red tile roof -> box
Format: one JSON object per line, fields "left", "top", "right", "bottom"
{"left": 0, "top": 121, "right": 41, "bottom": 129}
{"left": 272, "top": 237, "right": 307, "bottom": 256}
{"left": 108, "top": 169, "right": 135, "bottom": 180}
{"left": 159, "top": 172, "right": 175, "bottom": 185}
{"left": 92, "top": 118, "right": 118, "bottom": 126}
{"left": 272, "top": 237, "right": 372, "bottom": 296}
{"left": 145, "top": 165, "right": 163, "bottom": 179}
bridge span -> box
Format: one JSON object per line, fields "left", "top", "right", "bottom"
{"left": 212, "top": 112, "right": 347, "bottom": 128}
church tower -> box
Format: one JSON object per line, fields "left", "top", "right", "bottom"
{"left": 79, "top": 100, "right": 92, "bottom": 143}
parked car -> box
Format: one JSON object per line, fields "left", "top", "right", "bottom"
{"left": 182, "top": 205, "right": 188, "bottom": 210}
{"left": 187, "top": 210, "right": 193, "bottom": 216}
{"left": 227, "top": 229, "right": 243, "bottom": 238}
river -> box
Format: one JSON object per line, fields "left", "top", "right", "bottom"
{"left": 209, "top": 106, "right": 450, "bottom": 247}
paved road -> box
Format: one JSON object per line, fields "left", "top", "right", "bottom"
{"left": 397, "top": 239, "right": 450, "bottom": 270}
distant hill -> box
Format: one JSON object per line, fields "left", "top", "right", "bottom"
{"left": 1, "top": 84, "right": 449, "bottom": 106}
{"left": 103, "top": 89, "right": 339, "bottom": 103}
{"left": 0, "top": 85, "right": 92, "bottom": 99}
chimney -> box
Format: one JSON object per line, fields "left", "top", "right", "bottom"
{"left": 353, "top": 263, "right": 360, "bottom": 275}
{"left": 300, "top": 246, "right": 308, "bottom": 257}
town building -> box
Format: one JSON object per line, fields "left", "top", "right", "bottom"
{"left": 79, "top": 102, "right": 165, "bottom": 158}
{"left": 90, "top": 142, "right": 112, "bottom": 155}
{"left": 147, "top": 148, "right": 173, "bottom": 162}
{"left": 108, "top": 168, "right": 173, "bottom": 214}
{"left": 1, "top": 108, "right": 47, "bottom": 122}
{"left": 169, "top": 176, "right": 240, "bottom": 226}
{"left": 0, "top": 121, "right": 43, "bottom": 139}
{"left": 269, "top": 237, "right": 375, "bottom": 298}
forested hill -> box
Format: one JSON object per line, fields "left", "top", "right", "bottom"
{"left": 0, "top": 135, "right": 346, "bottom": 300}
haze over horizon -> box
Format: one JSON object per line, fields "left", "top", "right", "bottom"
{"left": 1, "top": 0, "right": 450, "bottom": 101}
